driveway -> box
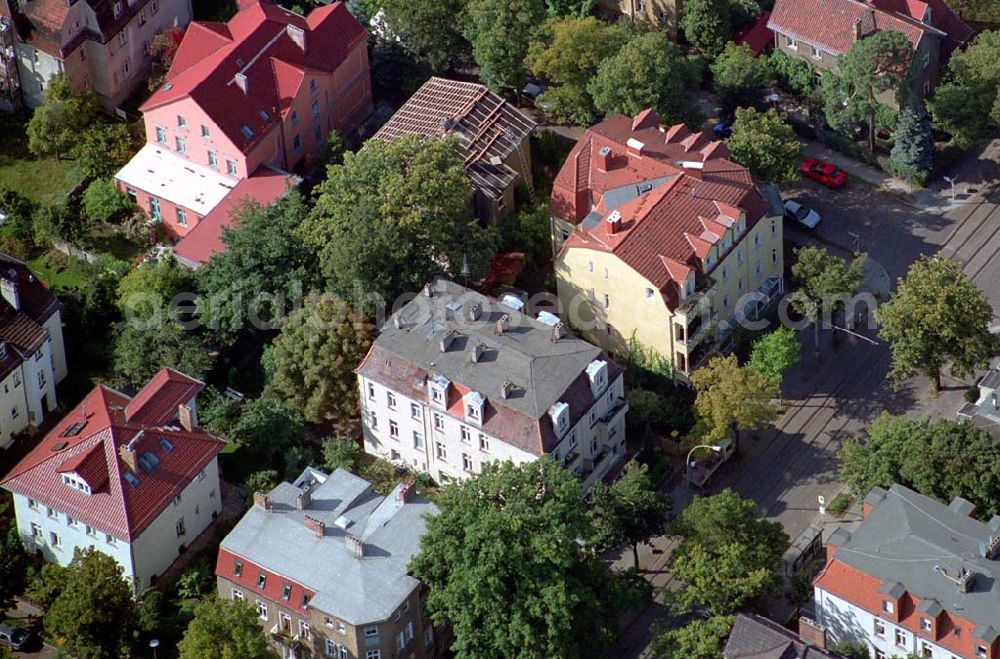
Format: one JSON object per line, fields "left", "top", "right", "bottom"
{"left": 610, "top": 139, "right": 1000, "bottom": 657}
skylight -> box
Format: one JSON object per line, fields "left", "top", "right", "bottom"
{"left": 159, "top": 438, "right": 175, "bottom": 454}
{"left": 137, "top": 452, "right": 161, "bottom": 474}
{"left": 124, "top": 471, "right": 140, "bottom": 488}
{"left": 240, "top": 125, "right": 255, "bottom": 139}
{"left": 259, "top": 109, "right": 270, "bottom": 121}
{"left": 60, "top": 422, "right": 87, "bottom": 437}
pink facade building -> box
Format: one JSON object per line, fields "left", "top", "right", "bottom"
{"left": 115, "top": 0, "right": 371, "bottom": 248}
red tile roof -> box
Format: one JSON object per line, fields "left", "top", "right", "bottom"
{"left": 141, "top": 0, "right": 367, "bottom": 153}
{"left": 173, "top": 167, "right": 296, "bottom": 266}
{"left": 2, "top": 0, "right": 159, "bottom": 58}
{"left": 216, "top": 548, "right": 316, "bottom": 608}
{"left": 1, "top": 369, "right": 224, "bottom": 541}
{"left": 767, "top": 0, "right": 954, "bottom": 55}
{"left": 734, "top": 11, "right": 775, "bottom": 56}
{"left": 550, "top": 111, "right": 730, "bottom": 224}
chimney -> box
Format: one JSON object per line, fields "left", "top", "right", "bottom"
{"left": 393, "top": 314, "right": 404, "bottom": 329}
{"left": 295, "top": 485, "right": 312, "bottom": 510}
{"left": 607, "top": 210, "right": 622, "bottom": 234}
{"left": 234, "top": 72, "right": 248, "bottom": 95}
{"left": 470, "top": 341, "right": 486, "bottom": 363}
{"left": 626, "top": 137, "right": 645, "bottom": 158}
{"left": 596, "top": 146, "right": 612, "bottom": 172}
{"left": 0, "top": 277, "right": 19, "bottom": 311}
{"left": 440, "top": 330, "right": 457, "bottom": 352}
{"left": 495, "top": 314, "right": 510, "bottom": 335}
{"left": 422, "top": 283, "right": 433, "bottom": 298}
{"left": 551, "top": 321, "right": 564, "bottom": 342}
{"left": 119, "top": 443, "right": 138, "bottom": 473}
{"left": 178, "top": 404, "right": 197, "bottom": 431}
{"left": 253, "top": 492, "right": 272, "bottom": 511}
{"left": 500, "top": 380, "right": 514, "bottom": 399}
{"left": 345, "top": 533, "right": 364, "bottom": 558}
{"left": 993, "top": 393, "right": 997, "bottom": 409}
{"left": 303, "top": 515, "right": 326, "bottom": 538}
{"left": 467, "top": 303, "right": 482, "bottom": 322}
{"left": 285, "top": 24, "right": 305, "bottom": 52}
{"left": 798, "top": 617, "right": 827, "bottom": 649}
{"left": 396, "top": 481, "right": 415, "bottom": 502}
{"left": 853, "top": 17, "right": 864, "bottom": 42}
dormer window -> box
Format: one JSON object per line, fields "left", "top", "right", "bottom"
{"left": 428, "top": 375, "right": 450, "bottom": 409}
{"left": 585, "top": 360, "right": 608, "bottom": 398}
{"left": 257, "top": 572, "right": 267, "bottom": 588}
{"left": 62, "top": 472, "right": 92, "bottom": 495}
{"left": 463, "top": 391, "right": 484, "bottom": 427}
{"left": 548, "top": 402, "right": 570, "bottom": 438}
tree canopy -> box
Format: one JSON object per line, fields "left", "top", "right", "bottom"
{"left": 839, "top": 414, "right": 1000, "bottom": 516}
{"left": 0, "top": 527, "right": 28, "bottom": 613}
{"left": 651, "top": 615, "right": 735, "bottom": 659}
{"left": 727, "top": 107, "right": 801, "bottom": 185}
{"left": 928, "top": 30, "right": 1000, "bottom": 147}
{"left": 889, "top": 99, "right": 935, "bottom": 183}
{"left": 878, "top": 255, "right": 995, "bottom": 391}
{"left": 44, "top": 548, "right": 135, "bottom": 659}
{"left": 690, "top": 354, "right": 779, "bottom": 444}
{"left": 681, "top": 0, "right": 732, "bottom": 55}
{"left": 410, "top": 459, "right": 635, "bottom": 658}
{"left": 74, "top": 122, "right": 143, "bottom": 179}
{"left": 462, "top": 0, "right": 546, "bottom": 91}
{"left": 711, "top": 43, "right": 769, "bottom": 114}
{"left": 589, "top": 33, "right": 697, "bottom": 125}
{"left": 301, "top": 136, "right": 495, "bottom": 305}
{"left": 380, "top": 0, "right": 470, "bottom": 71}
{"left": 116, "top": 254, "right": 195, "bottom": 323}
{"left": 790, "top": 246, "right": 867, "bottom": 347}
{"left": 230, "top": 396, "right": 306, "bottom": 463}
{"left": 197, "top": 191, "right": 321, "bottom": 346}
{"left": 82, "top": 179, "right": 133, "bottom": 223}
{"left": 590, "top": 461, "right": 671, "bottom": 569}
{"left": 263, "top": 292, "right": 373, "bottom": 426}
{"left": 26, "top": 74, "right": 98, "bottom": 159}
{"left": 748, "top": 327, "right": 800, "bottom": 384}
{"left": 178, "top": 597, "right": 276, "bottom": 659}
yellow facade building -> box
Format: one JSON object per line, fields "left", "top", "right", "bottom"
{"left": 550, "top": 109, "right": 785, "bottom": 379}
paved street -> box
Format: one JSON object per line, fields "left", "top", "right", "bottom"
{"left": 610, "top": 139, "right": 1000, "bottom": 657}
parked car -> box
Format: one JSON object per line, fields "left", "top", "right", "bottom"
{"left": 800, "top": 158, "right": 846, "bottom": 188}
{"left": 520, "top": 83, "right": 552, "bottom": 110}
{"left": 0, "top": 623, "right": 29, "bottom": 651}
{"left": 783, "top": 198, "right": 822, "bottom": 229}
{"left": 712, "top": 119, "right": 733, "bottom": 138}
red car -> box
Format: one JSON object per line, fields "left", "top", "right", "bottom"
{"left": 800, "top": 158, "right": 847, "bottom": 188}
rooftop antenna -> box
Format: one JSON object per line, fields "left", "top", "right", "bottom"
{"left": 460, "top": 254, "right": 470, "bottom": 286}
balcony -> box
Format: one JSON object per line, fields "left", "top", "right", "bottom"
{"left": 674, "top": 310, "right": 719, "bottom": 350}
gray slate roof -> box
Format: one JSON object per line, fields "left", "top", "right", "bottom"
{"left": 723, "top": 614, "right": 845, "bottom": 658}
{"left": 220, "top": 467, "right": 438, "bottom": 625}
{"left": 829, "top": 484, "right": 1000, "bottom": 634}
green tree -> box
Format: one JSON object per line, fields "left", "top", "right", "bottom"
{"left": 727, "top": 107, "right": 801, "bottom": 185}
{"left": 747, "top": 327, "right": 800, "bottom": 385}
{"left": 790, "top": 246, "right": 867, "bottom": 349}
{"left": 462, "top": 0, "right": 546, "bottom": 91}
{"left": 651, "top": 615, "right": 735, "bottom": 659}
{"left": 230, "top": 397, "right": 306, "bottom": 463}
{"left": 197, "top": 192, "right": 320, "bottom": 346}
{"left": 928, "top": 30, "right": 1000, "bottom": 147}
{"left": 117, "top": 255, "right": 196, "bottom": 322}
{"left": 839, "top": 414, "right": 1000, "bottom": 516}
{"left": 322, "top": 437, "right": 362, "bottom": 473}
{"left": 175, "top": 560, "right": 215, "bottom": 599}
{"left": 711, "top": 43, "right": 769, "bottom": 113}
{"left": 590, "top": 462, "right": 671, "bottom": 569}
{"left": 878, "top": 255, "right": 995, "bottom": 392}
{"left": 112, "top": 322, "right": 213, "bottom": 390}
{"left": 25, "top": 562, "right": 69, "bottom": 609}
{"left": 768, "top": 49, "right": 816, "bottom": 96}
{"left": 73, "top": 122, "right": 142, "bottom": 179}
{"left": 178, "top": 597, "right": 276, "bottom": 659}
{"left": 0, "top": 526, "right": 28, "bottom": 612}
{"left": 44, "top": 548, "right": 135, "bottom": 659}
{"left": 32, "top": 203, "right": 88, "bottom": 245}
{"left": 199, "top": 386, "right": 241, "bottom": 435}
{"left": 380, "top": 0, "right": 470, "bottom": 71}
{"left": 243, "top": 470, "right": 279, "bottom": 506}
{"left": 668, "top": 489, "right": 788, "bottom": 614}
{"left": 301, "top": 136, "right": 495, "bottom": 304}
{"left": 26, "top": 74, "right": 98, "bottom": 159}
{"left": 525, "top": 17, "right": 629, "bottom": 123}
{"left": 889, "top": 99, "right": 935, "bottom": 183}
{"left": 82, "top": 179, "right": 134, "bottom": 223}
{"left": 262, "top": 292, "right": 372, "bottom": 426}
{"left": 681, "top": 0, "right": 732, "bottom": 55}
{"left": 0, "top": 187, "right": 37, "bottom": 258}
{"left": 690, "top": 354, "right": 779, "bottom": 444}
{"left": 625, "top": 389, "right": 670, "bottom": 444}
{"left": 822, "top": 30, "right": 913, "bottom": 152}
{"left": 410, "top": 459, "right": 630, "bottom": 657}
{"left": 589, "top": 33, "right": 697, "bottom": 124}
{"left": 147, "top": 27, "right": 184, "bottom": 91}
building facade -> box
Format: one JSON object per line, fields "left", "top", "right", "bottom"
{"left": 0, "top": 253, "right": 68, "bottom": 448}
{"left": 373, "top": 77, "right": 536, "bottom": 224}
{"left": 1, "top": 368, "right": 225, "bottom": 590}
{"left": 216, "top": 467, "right": 444, "bottom": 659}
{"left": 814, "top": 484, "right": 1000, "bottom": 659}
{"left": 551, "top": 109, "right": 784, "bottom": 379}
{"left": 115, "top": 0, "right": 370, "bottom": 239}
{"left": 595, "top": 0, "right": 680, "bottom": 39}
{"left": 355, "top": 280, "right": 628, "bottom": 491}
{"left": 0, "top": 0, "right": 193, "bottom": 110}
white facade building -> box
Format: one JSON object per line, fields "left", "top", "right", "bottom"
{"left": 356, "top": 280, "right": 628, "bottom": 490}
{"left": 2, "top": 368, "right": 225, "bottom": 591}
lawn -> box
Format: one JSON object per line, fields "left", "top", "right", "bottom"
{"left": 0, "top": 115, "right": 83, "bottom": 206}
{"left": 26, "top": 251, "right": 90, "bottom": 290}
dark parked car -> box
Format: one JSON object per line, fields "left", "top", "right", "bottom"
{"left": 712, "top": 119, "right": 733, "bottom": 138}
{"left": 0, "top": 623, "right": 29, "bottom": 651}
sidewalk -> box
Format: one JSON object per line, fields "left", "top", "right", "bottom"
{"left": 801, "top": 140, "right": 982, "bottom": 212}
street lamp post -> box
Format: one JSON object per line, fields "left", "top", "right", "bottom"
{"left": 943, "top": 175, "right": 957, "bottom": 201}
{"left": 149, "top": 638, "right": 159, "bottom": 659}
{"left": 685, "top": 444, "right": 722, "bottom": 484}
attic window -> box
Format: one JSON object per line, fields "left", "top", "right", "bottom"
{"left": 257, "top": 573, "right": 267, "bottom": 588}
{"left": 124, "top": 471, "right": 140, "bottom": 488}
{"left": 51, "top": 441, "right": 68, "bottom": 451}
{"left": 240, "top": 125, "right": 255, "bottom": 139}
{"left": 236, "top": 58, "right": 245, "bottom": 67}
{"left": 301, "top": 593, "right": 310, "bottom": 608}
{"left": 233, "top": 561, "right": 243, "bottom": 577}
{"left": 281, "top": 583, "right": 292, "bottom": 600}
{"left": 61, "top": 422, "right": 86, "bottom": 437}
{"left": 159, "top": 438, "right": 175, "bottom": 453}
{"left": 62, "top": 473, "right": 92, "bottom": 495}
{"left": 137, "top": 452, "right": 161, "bottom": 473}
{"left": 259, "top": 109, "right": 270, "bottom": 121}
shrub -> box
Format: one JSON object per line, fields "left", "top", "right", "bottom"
{"left": 82, "top": 179, "right": 133, "bottom": 223}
